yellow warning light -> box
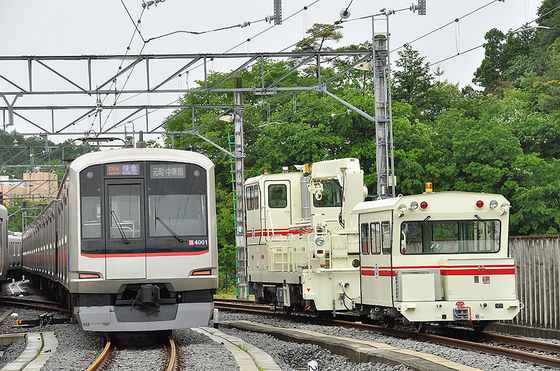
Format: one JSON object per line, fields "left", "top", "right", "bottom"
{"left": 425, "top": 182, "right": 433, "bottom": 193}
{"left": 264, "top": 169, "right": 269, "bottom": 174}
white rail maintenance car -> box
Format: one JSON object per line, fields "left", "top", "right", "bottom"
{"left": 22, "top": 147, "right": 218, "bottom": 332}
{"left": 246, "top": 158, "right": 522, "bottom": 331}
{"left": 353, "top": 188, "right": 523, "bottom": 331}
{"left": 247, "top": 158, "right": 367, "bottom": 314}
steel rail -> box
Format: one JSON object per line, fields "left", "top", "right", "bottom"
{"left": 215, "top": 299, "right": 560, "bottom": 369}
{"left": 86, "top": 333, "right": 112, "bottom": 371}
{"left": 165, "top": 336, "right": 178, "bottom": 371}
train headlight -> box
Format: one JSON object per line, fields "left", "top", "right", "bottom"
{"left": 315, "top": 236, "right": 325, "bottom": 246}
{"left": 410, "top": 201, "right": 419, "bottom": 210}
{"left": 397, "top": 203, "right": 408, "bottom": 216}
{"left": 500, "top": 201, "right": 511, "bottom": 215}
{"left": 352, "top": 259, "right": 360, "bottom": 268}
{"left": 489, "top": 200, "right": 498, "bottom": 209}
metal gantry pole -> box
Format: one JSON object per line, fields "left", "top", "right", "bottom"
{"left": 373, "top": 14, "right": 395, "bottom": 199}
{"left": 233, "top": 76, "right": 248, "bottom": 299}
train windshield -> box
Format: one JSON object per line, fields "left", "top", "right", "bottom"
{"left": 149, "top": 194, "right": 206, "bottom": 237}
{"left": 313, "top": 179, "right": 342, "bottom": 207}
{"left": 147, "top": 162, "right": 207, "bottom": 239}
{"left": 80, "top": 161, "right": 209, "bottom": 255}
{"left": 400, "top": 219, "right": 501, "bottom": 254}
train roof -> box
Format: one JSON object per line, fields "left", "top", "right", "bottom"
{"left": 352, "top": 191, "right": 508, "bottom": 215}
{"left": 69, "top": 148, "right": 213, "bottom": 171}
{"left": 246, "top": 158, "right": 361, "bottom": 184}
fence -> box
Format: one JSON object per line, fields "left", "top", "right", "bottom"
{"left": 510, "top": 235, "right": 560, "bottom": 329}
{"left": 218, "top": 271, "right": 238, "bottom": 296}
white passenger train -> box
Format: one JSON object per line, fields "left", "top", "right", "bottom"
{"left": 21, "top": 147, "right": 218, "bottom": 332}
{"left": 8, "top": 231, "right": 23, "bottom": 270}
{"left": 247, "top": 159, "right": 522, "bottom": 331}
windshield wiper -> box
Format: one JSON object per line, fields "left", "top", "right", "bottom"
{"left": 111, "top": 211, "right": 130, "bottom": 244}
{"left": 155, "top": 216, "right": 184, "bottom": 242}
{"left": 474, "top": 214, "right": 497, "bottom": 235}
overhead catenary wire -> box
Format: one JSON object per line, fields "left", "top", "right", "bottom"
{"left": 105, "top": 1, "right": 324, "bottom": 135}
{"left": 427, "top": 3, "right": 560, "bottom": 68}
{"left": 95, "top": 0, "right": 548, "bottom": 143}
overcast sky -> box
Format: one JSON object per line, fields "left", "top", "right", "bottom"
{"left": 0, "top": 0, "right": 544, "bottom": 143}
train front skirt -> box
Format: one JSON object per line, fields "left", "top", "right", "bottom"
{"left": 75, "top": 302, "right": 213, "bottom": 331}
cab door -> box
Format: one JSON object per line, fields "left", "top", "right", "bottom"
{"left": 360, "top": 211, "right": 393, "bottom": 307}
{"left": 105, "top": 180, "right": 146, "bottom": 279}
{"left": 263, "top": 180, "right": 291, "bottom": 240}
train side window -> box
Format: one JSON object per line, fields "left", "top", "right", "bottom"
{"left": 82, "top": 196, "right": 101, "bottom": 239}
{"left": 246, "top": 186, "right": 253, "bottom": 210}
{"left": 360, "top": 223, "right": 369, "bottom": 255}
{"left": 253, "top": 185, "right": 259, "bottom": 209}
{"left": 370, "top": 222, "right": 381, "bottom": 255}
{"left": 268, "top": 184, "right": 287, "bottom": 208}
{"left": 381, "top": 221, "right": 391, "bottom": 254}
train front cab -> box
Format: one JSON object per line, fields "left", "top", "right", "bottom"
{"left": 247, "top": 159, "right": 365, "bottom": 314}
{"left": 355, "top": 192, "right": 523, "bottom": 331}
{"left": 71, "top": 154, "right": 217, "bottom": 331}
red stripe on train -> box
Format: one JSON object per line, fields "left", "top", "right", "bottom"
{"left": 361, "top": 265, "right": 515, "bottom": 276}
{"left": 81, "top": 250, "right": 209, "bottom": 258}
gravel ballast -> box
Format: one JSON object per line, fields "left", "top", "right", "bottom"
{"left": 0, "top": 286, "right": 554, "bottom": 371}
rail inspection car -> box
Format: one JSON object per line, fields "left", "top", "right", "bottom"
{"left": 353, "top": 188, "right": 523, "bottom": 331}
{"left": 22, "top": 147, "right": 218, "bottom": 331}
{"left": 247, "top": 158, "right": 367, "bottom": 314}
{"left": 0, "top": 204, "right": 8, "bottom": 281}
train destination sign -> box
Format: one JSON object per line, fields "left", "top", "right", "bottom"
{"left": 150, "top": 164, "right": 186, "bottom": 179}
{"left": 106, "top": 163, "right": 140, "bottom": 176}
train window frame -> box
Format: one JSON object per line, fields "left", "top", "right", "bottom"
{"left": 360, "top": 223, "right": 370, "bottom": 255}
{"left": 253, "top": 185, "right": 259, "bottom": 209}
{"left": 370, "top": 222, "right": 381, "bottom": 255}
{"left": 313, "top": 179, "right": 342, "bottom": 208}
{"left": 246, "top": 186, "right": 253, "bottom": 210}
{"left": 268, "top": 184, "right": 287, "bottom": 208}
{"left": 381, "top": 221, "right": 391, "bottom": 255}
{"left": 245, "top": 185, "right": 259, "bottom": 211}
{"left": 399, "top": 218, "right": 501, "bottom": 255}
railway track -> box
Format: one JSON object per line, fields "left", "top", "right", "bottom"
{"left": 86, "top": 332, "right": 180, "bottom": 371}
{"left": 0, "top": 295, "right": 69, "bottom": 314}
{"left": 215, "top": 299, "right": 560, "bottom": 369}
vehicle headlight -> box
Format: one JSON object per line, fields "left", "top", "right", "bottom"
{"left": 315, "top": 236, "right": 325, "bottom": 246}
{"left": 500, "top": 201, "right": 511, "bottom": 214}
{"left": 397, "top": 203, "right": 408, "bottom": 216}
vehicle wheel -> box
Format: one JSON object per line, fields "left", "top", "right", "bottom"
{"left": 283, "top": 305, "right": 293, "bottom": 315}
{"left": 414, "top": 322, "right": 425, "bottom": 333}
{"left": 383, "top": 315, "right": 395, "bottom": 328}
{"left": 473, "top": 324, "right": 486, "bottom": 334}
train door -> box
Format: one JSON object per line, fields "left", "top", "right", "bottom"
{"left": 245, "top": 184, "right": 261, "bottom": 244}
{"left": 360, "top": 211, "right": 393, "bottom": 308}
{"left": 105, "top": 180, "right": 146, "bottom": 279}
{"left": 263, "top": 180, "right": 291, "bottom": 240}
